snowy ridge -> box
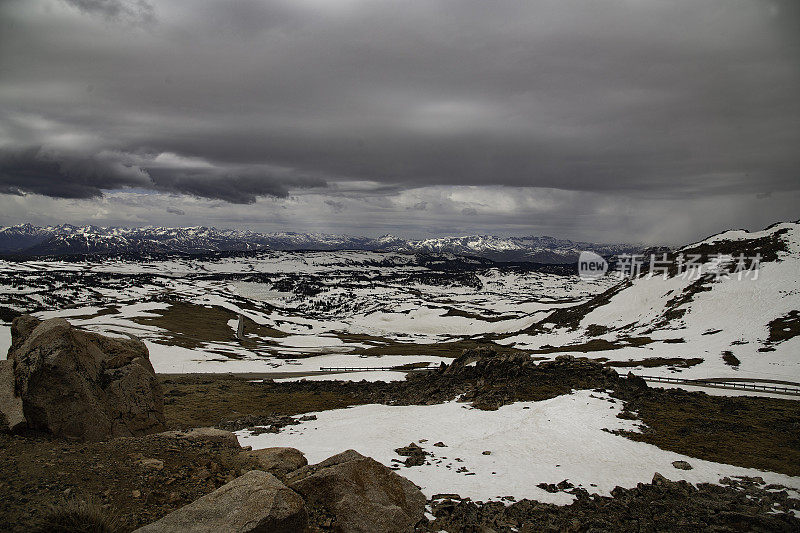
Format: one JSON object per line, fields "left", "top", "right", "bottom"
{"left": 501, "top": 221, "right": 800, "bottom": 383}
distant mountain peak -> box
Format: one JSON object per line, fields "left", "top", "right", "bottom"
{"left": 0, "top": 223, "right": 646, "bottom": 263}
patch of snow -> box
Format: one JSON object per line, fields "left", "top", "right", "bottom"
{"left": 147, "top": 342, "right": 449, "bottom": 375}
{"left": 238, "top": 390, "right": 800, "bottom": 504}
{"left": 275, "top": 370, "right": 411, "bottom": 383}
{"left": 645, "top": 381, "right": 799, "bottom": 401}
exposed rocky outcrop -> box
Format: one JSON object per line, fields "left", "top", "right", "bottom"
{"left": 395, "top": 442, "right": 429, "bottom": 467}
{"left": 134, "top": 449, "right": 426, "bottom": 533}
{"left": 134, "top": 470, "right": 307, "bottom": 533}
{"left": 4, "top": 315, "right": 165, "bottom": 441}
{"left": 425, "top": 473, "right": 800, "bottom": 532}
{"left": 287, "top": 449, "right": 426, "bottom": 533}
{"left": 267, "top": 348, "right": 630, "bottom": 412}
{"left": 241, "top": 447, "right": 308, "bottom": 478}
{"left": 217, "top": 413, "right": 315, "bottom": 434}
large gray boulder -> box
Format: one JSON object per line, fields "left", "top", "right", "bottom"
{"left": 7, "top": 315, "right": 165, "bottom": 441}
{"left": 135, "top": 470, "right": 307, "bottom": 533}
{"left": 241, "top": 447, "right": 308, "bottom": 478}
{"left": 0, "top": 360, "right": 25, "bottom": 432}
{"left": 286, "top": 449, "right": 426, "bottom": 533}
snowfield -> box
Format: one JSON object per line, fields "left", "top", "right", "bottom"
{"left": 1, "top": 222, "right": 798, "bottom": 385}
{"left": 238, "top": 390, "right": 800, "bottom": 504}
{"left": 0, "top": 250, "right": 614, "bottom": 379}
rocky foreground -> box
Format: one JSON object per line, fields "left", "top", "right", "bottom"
{"left": 2, "top": 316, "right": 800, "bottom": 532}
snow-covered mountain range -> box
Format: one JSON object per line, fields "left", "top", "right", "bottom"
{"left": 0, "top": 224, "right": 640, "bottom": 263}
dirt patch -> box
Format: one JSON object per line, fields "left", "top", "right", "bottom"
{"left": 722, "top": 350, "right": 741, "bottom": 367}
{"left": 585, "top": 324, "right": 610, "bottom": 337}
{"left": 529, "top": 337, "right": 655, "bottom": 355}
{"left": 0, "top": 306, "right": 23, "bottom": 323}
{"left": 0, "top": 430, "right": 259, "bottom": 532}
{"left": 132, "top": 301, "right": 288, "bottom": 351}
{"left": 615, "top": 386, "right": 800, "bottom": 477}
{"left": 161, "top": 374, "right": 365, "bottom": 430}
{"left": 680, "top": 226, "right": 791, "bottom": 264}
{"left": 66, "top": 306, "right": 121, "bottom": 321}
{"left": 534, "top": 281, "right": 631, "bottom": 331}
{"left": 132, "top": 302, "right": 238, "bottom": 349}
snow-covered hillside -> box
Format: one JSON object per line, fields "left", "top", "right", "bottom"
{"left": 500, "top": 222, "right": 800, "bottom": 382}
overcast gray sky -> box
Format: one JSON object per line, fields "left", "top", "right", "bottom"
{"left": 0, "top": 0, "right": 798, "bottom": 244}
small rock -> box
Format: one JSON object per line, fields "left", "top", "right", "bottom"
{"left": 652, "top": 472, "right": 674, "bottom": 486}
{"left": 431, "top": 493, "right": 462, "bottom": 500}
{"left": 433, "top": 442, "right": 447, "bottom": 447}
{"left": 537, "top": 483, "right": 559, "bottom": 493}
{"left": 482, "top": 450, "right": 491, "bottom": 455}
{"left": 132, "top": 490, "right": 141, "bottom": 498}
{"left": 672, "top": 460, "right": 693, "bottom": 470}
{"left": 138, "top": 458, "right": 164, "bottom": 470}
{"left": 395, "top": 443, "right": 428, "bottom": 467}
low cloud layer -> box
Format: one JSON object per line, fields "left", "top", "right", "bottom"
{"left": 0, "top": 0, "right": 797, "bottom": 242}
{"left": 61, "top": 0, "right": 154, "bottom": 24}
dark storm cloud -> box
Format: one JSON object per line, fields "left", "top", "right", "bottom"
{"left": 0, "top": 0, "right": 798, "bottom": 210}
{"left": 0, "top": 146, "right": 151, "bottom": 198}
{"left": 147, "top": 167, "right": 327, "bottom": 204}
{"left": 0, "top": 145, "right": 327, "bottom": 203}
